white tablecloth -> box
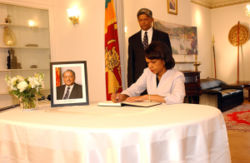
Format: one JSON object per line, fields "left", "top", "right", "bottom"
{"left": 0, "top": 102, "right": 231, "bottom": 163}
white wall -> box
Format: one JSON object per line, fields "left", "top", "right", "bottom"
{"left": 211, "top": 3, "right": 250, "bottom": 83}
{"left": 123, "top": 0, "right": 213, "bottom": 80}
{"left": 50, "top": 0, "right": 106, "bottom": 102}
{"left": 191, "top": 3, "right": 213, "bottom": 79}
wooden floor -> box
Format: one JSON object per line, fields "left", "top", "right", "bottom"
{"left": 227, "top": 99, "right": 250, "bottom": 163}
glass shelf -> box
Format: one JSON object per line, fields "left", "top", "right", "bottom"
{"left": 0, "top": 89, "right": 50, "bottom": 95}
{"left": 0, "top": 68, "right": 49, "bottom": 72}
{"left": 0, "top": 23, "right": 48, "bottom": 29}
{"left": 0, "top": 92, "right": 9, "bottom": 95}
{"left": 0, "top": 45, "right": 49, "bottom": 49}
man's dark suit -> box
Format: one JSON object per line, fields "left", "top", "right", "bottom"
{"left": 56, "top": 83, "right": 82, "bottom": 100}
{"left": 127, "top": 29, "right": 172, "bottom": 87}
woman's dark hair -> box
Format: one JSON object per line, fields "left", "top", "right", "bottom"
{"left": 145, "top": 41, "right": 175, "bottom": 69}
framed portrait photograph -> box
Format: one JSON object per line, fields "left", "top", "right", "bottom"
{"left": 50, "top": 61, "right": 89, "bottom": 107}
{"left": 167, "top": 0, "right": 178, "bottom": 15}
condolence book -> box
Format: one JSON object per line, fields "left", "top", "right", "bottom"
{"left": 98, "top": 101, "right": 161, "bottom": 107}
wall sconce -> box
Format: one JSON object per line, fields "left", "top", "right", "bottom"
{"left": 28, "top": 20, "right": 36, "bottom": 27}
{"left": 246, "top": 4, "right": 250, "bottom": 17}
{"left": 67, "top": 7, "right": 80, "bottom": 25}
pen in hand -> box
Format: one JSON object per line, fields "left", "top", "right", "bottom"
{"left": 111, "top": 88, "right": 120, "bottom": 103}
{"left": 115, "top": 94, "right": 119, "bottom": 103}
{"left": 111, "top": 88, "right": 128, "bottom": 103}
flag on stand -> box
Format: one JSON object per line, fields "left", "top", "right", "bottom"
{"left": 105, "top": 0, "right": 122, "bottom": 100}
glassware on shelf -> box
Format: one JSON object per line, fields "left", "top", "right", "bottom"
{"left": 5, "top": 15, "right": 12, "bottom": 24}
{"left": 7, "top": 49, "right": 21, "bottom": 69}
{"left": 3, "top": 26, "right": 16, "bottom": 46}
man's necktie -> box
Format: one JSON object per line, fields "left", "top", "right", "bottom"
{"left": 63, "top": 86, "right": 70, "bottom": 99}
{"left": 143, "top": 32, "right": 148, "bottom": 49}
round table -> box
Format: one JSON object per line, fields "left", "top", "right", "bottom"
{"left": 0, "top": 102, "right": 231, "bottom": 163}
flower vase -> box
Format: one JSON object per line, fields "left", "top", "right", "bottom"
{"left": 19, "top": 97, "right": 38, "bottom": 110}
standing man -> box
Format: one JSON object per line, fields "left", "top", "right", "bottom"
{"left": 57, "top": 69, "right": 82, "bottom": 100}
{"left": 128, "top": 8, "right": 172, "bottom": 87}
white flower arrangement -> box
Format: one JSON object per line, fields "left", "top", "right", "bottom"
{"left": 5, "top": 73, "right": 44, "bottom": 109}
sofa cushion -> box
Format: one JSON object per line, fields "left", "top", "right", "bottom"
{"left": 210, "top": 87, "right": 222, "bottom": 91}
{"left": 220, "top": 89, "right": 241, "bottom": 97}
{"left": 201, "top": 79, "right": 223, "bottom": 90}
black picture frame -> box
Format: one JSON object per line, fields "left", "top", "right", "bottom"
{"left": 50, "top": 61, "right": 89, "bottom": 107}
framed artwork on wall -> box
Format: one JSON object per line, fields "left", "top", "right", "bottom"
{"left": 167, "top": 0, "right": 178, "bottom": 15}
{"left": 50, "top": 61, "right": 89, "bottom": 107}
{"left": 154, "top": 19, "right": 198, "bottom": 55}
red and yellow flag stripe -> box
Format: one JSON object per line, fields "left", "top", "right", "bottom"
{"left": 105, "top": 0, "right": 122, "bottom": 100}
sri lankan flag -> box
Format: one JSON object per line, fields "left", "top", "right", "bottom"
{"left": 105, "top": 0, "right": 122, "bottom": 100}
{"left": 55, "top": 67, "right": 61, "bottom": 87}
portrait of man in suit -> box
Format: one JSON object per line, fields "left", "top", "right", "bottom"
{"left": 127, "top": 8, "right": 172, "bottom": 88}
{"left": 56, "top": 69, "right": 82, "bottom": 100}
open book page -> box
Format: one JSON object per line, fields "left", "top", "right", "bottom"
{"left": 97, "top": 101, "right": 122, "bottom": 107}
{"left": 98, "top": 101, "right": 161, "bottom": 107}
{"left": 121, "top": 101, "right": 161, "bottom": 107}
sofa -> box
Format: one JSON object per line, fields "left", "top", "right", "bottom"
{"left": 199, "top": 78, "right": 244, "bottom": 112}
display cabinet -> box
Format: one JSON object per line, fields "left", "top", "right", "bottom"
{"left": 0, "top": 3, "right": 50, "bottom": 106}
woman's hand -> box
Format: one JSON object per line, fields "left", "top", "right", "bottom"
{"left": 111, "top": 93, "right": 128, "bottom": 103}
{"left": 125, "top": 94, "right": 166, "bottom": 103}
{"left": 125, "top": 95, "right": 147, "bottom": 102}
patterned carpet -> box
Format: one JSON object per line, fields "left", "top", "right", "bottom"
{"left": 223, "top": 104, "right": 250, "bottom": 132}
